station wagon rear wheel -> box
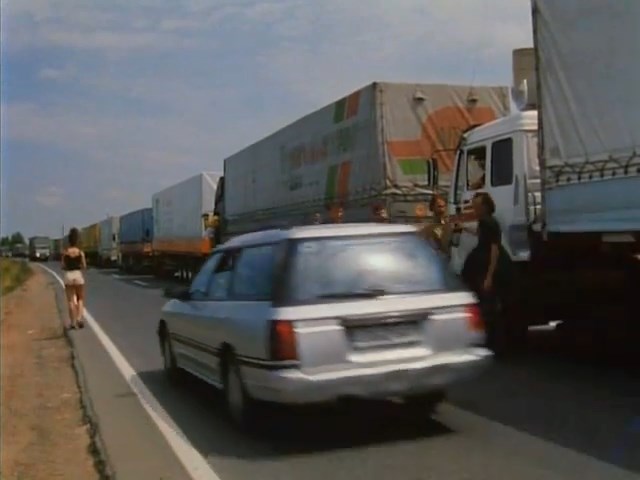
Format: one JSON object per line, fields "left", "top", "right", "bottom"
{"left": 162, "top": 333, "right": 181, "bottom": 383}
{"left": 223, "top": 355, "right": 256, "bottom": 428}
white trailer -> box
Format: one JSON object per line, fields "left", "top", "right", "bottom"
{"left": 447, "top": 0, "right": 640, "bottom": 353}
{"left": 215, "top": 82, "right": 510, "bottom": 238}
{"left": 152, "top": 172, "right": 220, "bottom": 279}
{"left": 99, "top": 216, "right": 120, "bottom": 267}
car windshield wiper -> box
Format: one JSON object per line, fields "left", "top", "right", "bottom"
{"left": 317, "top": 288, "right": 387, "bottom": 299}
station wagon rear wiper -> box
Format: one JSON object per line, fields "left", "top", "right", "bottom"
{"left": 317, "top": 288, "right": 387, "bottom": 299}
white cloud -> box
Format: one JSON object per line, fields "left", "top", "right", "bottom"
{"left": 1, "top": 0, "right": 293, "bottom": 53}
{"left": 45, "top": 30, "right": 194, "bottom": 51}
{"left": 2, "top": 95, "right": 293, "bottom": 176}
{"left": 3, "top": 0, "right": 534, "bottom": 159}
{"left": 257, "top": 0, "right": 533, "bottom": 104}
{"left": 4, "top": 102, "right": 214, "bottom": 166}
{"left": 37, "top": 65, "right": 76, "bottom": 81}
{"left": 35, "top": 186, "right": 65, "bottom": 207}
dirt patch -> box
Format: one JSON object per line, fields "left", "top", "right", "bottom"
{"left": 1, "top": 270, "right": 99, "bottom": 480}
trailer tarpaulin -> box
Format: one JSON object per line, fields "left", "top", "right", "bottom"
{"left": 535, "top": 0, "right": 640, "bottom": 232}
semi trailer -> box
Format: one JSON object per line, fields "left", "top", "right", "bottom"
{"left": 152, "top": 172, "right": 220, "bottom": 280}
{"left": 118, "top": 207, "right": 154, "bottom": 273}
{"left": 214, "top": 81, "right": 511, "bottom": 241}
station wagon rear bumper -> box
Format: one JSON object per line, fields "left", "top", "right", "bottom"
{"left": 241, "top": 347, "right": 492, "bottom": 404}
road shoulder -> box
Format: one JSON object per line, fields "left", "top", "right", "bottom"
{"left": 48, "top": 269, "right": 193, "bottom": 480}
{"left": 1, "top": 270, "right": 99, "bottom": 479}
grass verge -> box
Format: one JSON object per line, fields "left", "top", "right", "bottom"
{"left": 0, "top": 259, "right": 33, "bottom": 296}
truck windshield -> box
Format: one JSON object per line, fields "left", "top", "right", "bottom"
{"left": 284, "top": 233, "right": 464, "bottom": 304}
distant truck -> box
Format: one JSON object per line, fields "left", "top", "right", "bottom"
{"left": 81, "top": 223, "right": 101, "bottom": 266}
{"left": 28, "top": 236, "right": 51, "bottom": 261}
{"left": 447, "top": 0, "right": 639, "bottom": 350}
{"left": 11, "top": 244, "right": 27, "bottom": 258}
{"left": 214, "top": 81, "right": 510, "bottom": 240}
{"left": 99, "top": 216, "right": 120, "bottom": 267}
{"left": 152, "top": 172, "right": 220, "bottom": 280}
{"left": 119, "top": 207, "right": 154, "bottom": 273}
{"left": 51, "top": 238, "right": 63, "bottom": 261}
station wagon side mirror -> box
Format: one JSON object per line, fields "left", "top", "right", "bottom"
{"left": 163, "top": 286, "right": 191, "bottom": 300}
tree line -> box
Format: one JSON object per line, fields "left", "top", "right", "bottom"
{"left": 0, "top": 232, "right": 26, "bottom": 247}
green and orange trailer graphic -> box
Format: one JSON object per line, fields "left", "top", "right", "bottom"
{"left": 333, "top": 90, "right": 361, "bottom": 125}
{"left": 220, "top": 82, "right": 510, "bottom": 228}
{"left": 387, "top": 105, "right": 501, "bottom": 179}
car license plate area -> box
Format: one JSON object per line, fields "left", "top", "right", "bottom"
{"left": 347, "top": 321, "right": 421, "bottom": 350}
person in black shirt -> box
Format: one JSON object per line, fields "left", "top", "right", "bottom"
{"left": 461, "top": 194, "right": 505, "bottom": 290}
{"left": 457, "top": 192, "right": 513, "bottom": 352}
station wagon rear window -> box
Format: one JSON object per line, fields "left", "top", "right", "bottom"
{"left": 284, "top": 233, "right": 464, "bottom": 304}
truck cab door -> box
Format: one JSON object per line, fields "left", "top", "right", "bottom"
{"left": 448, "top": 145, "right": 488, "bottom": 274}
{"left": 485, "top": 136, "right": 518, "bottom": 251}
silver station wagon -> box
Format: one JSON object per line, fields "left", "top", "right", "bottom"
{"left": 158, "top": 223, "right": 492, "bottom": 426}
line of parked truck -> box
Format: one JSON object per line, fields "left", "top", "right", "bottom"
{"left": 47, "top": 172, "right": 220, "bottom": 281}
{"left": 46, "top": 79, "right": 512, "bottom": 279}
{"left": 36, "top": 0, "right": 637, "bottom": 350}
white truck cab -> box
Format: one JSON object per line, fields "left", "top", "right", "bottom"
{"left": 448, "top": 110, "right": 540, "bottom": 274}
{"left": 443, "top": 2, "right": 638, "bottom": 354}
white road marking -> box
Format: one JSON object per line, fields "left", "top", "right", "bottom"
{"left": 133, "top": 280, "right": 149, "bottom": 287}
{"left": 39, "top": 265, "right": 221, "bottom": 480}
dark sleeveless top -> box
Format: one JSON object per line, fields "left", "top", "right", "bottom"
{"left": 63, "top": 253, "right": 83, "bottom": 271}
{"left": 461, "top": 216, "right": 511, "bottom": 290}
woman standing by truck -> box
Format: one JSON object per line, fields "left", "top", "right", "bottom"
{"left": 61, "top": 227, "right": 87, "bottom": 329}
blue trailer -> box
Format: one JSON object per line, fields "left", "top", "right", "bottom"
{"left": 118, "top": 208, "right": 154, "bottom": 273}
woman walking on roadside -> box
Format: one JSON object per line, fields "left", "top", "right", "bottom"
{"left": 61, "top": 227, "right": 87, "bottom": 329}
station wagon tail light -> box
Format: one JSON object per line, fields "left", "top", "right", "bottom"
{"left": 465, "top": 305, "right": 484, "bottom": 332}
{"left": 270, "top": 320, "right": 298, "bottom": 361}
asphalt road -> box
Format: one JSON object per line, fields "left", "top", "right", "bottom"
{"left": 41, "top": 265, "right": 640, "bottom": 480}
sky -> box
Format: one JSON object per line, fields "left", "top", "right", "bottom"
{"left": 0, "top": 0, "right": 533, "bottom": 239}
